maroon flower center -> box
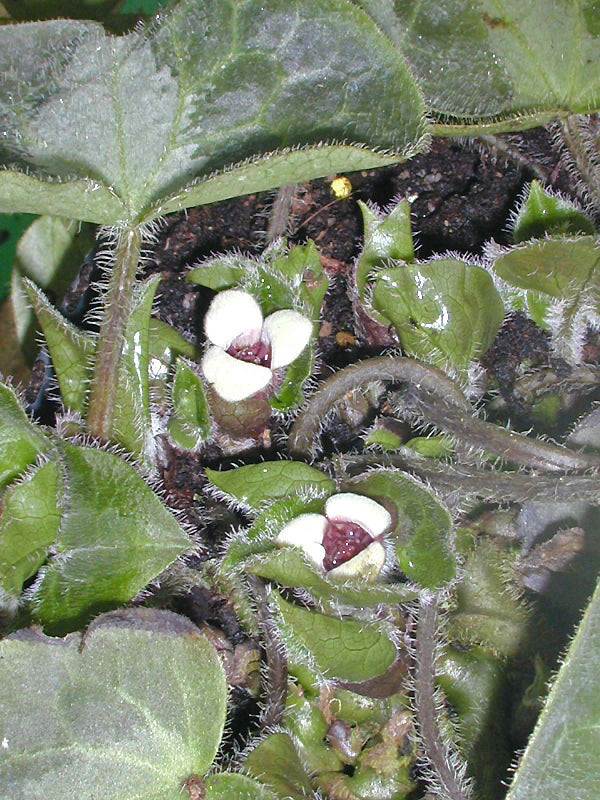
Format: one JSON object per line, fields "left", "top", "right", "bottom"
{"left": 322, "top": 519, "right": 373, "bottom": 571}
{"left": 227, "top": 339, "right": 271, "bottom": 367}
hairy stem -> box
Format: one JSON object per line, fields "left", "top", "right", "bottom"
{"left": 338, "top": 451, "right": 600, "bottom": 510}
{"left": 266, "top": 184, "right": 299, "bottom": 243}
{"left": 87, "top": 227, "right": 142, "bottom": 442}
{"left": 558, "top": 115, "right": 600, "bottom": 218}
{"left": 289, "top": 357, "right": 468, "bottom": 458}
{"left": 477, "top": 134, "right": 549, "bottom": 183}
{"left": 414, "top": 594, "right": 471, "bottom": 800}
{"left": 247, "top": 576, "right": 288, "bottom": 728}
{"left": 398, "top": 386, "right": 600, "bottom": 472}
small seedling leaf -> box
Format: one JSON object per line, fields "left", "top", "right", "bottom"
{"left": 512, "top": 181, "right": 596, "bottom": 243}
{"left": 0, "top": 382, "right": 51, "bottom": 491}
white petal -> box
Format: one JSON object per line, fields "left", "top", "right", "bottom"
{"left": 325, "top": 493, "right": 391, "bottom": 537}
{"left": 201, "top": 346, "right": 271, "bottom": 402}
{"left": 263, "top": 309, "right": 313, "bottom": 369}
{"left": 275, "top": 513, "right": 327, "bottom": 568}
{"left": 204, "top": 290, "right": 263, "bottom": 349}
{"left": 328, "top": 541, "right": 386, "bottom": 581}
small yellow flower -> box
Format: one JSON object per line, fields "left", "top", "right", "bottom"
{"left": 330, "top": 176, "right": 352, "bottom": 200}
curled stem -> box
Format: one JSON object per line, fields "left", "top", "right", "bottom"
{"left": 87, "top": 227, "right": 142, "bottom": 442}
{"left": 398, "top": 387, "right": 600, "bottom": 472}
{"left": 414, "top": 594, "right": 471, "bottom": 800}
{"left": 339, "top": 450, "right": 600, "bottom": 509}
{"left": 289, "top": 357, "right": 468, "bottom": 459}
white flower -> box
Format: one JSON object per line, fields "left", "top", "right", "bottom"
{"left": 275, "top": 493, "right": 389, "bottom": 580}
{"left": 201, "top": 289, "right": 313, "bottom": 402}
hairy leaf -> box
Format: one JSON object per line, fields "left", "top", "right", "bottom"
{"left": 359, "top": 0, "right": 600, "bottom": 130}
{"left": 512, "top": 181, "right": 596, "bottom": 243}
{"left": 491, "top": 235, "right": 600, "bottom": 361}
{"left": 0, "top": 608, "right": 227, "bottom": 800}
{"left": 372, "top": 259, "right": 504, "bottom": 375}
{"left": 0, "top": 382, "right": 51, "bottom": 491}
{"left": 271, "top": 589, "right": 397, "bottom": 682}
{"left": 206, "top": 461, "right": 335, "bottom": 511}
{"left": 168, "top": 357, "right": 211, "bottom": 451}
{"left": 30, "top": 442, "right": 192, "bottom": 634}
{"left": 204, "top": 773, "right": 277, "bottom": 800}
{"left": 0, "top": 461, "right": 61, "bottom": 600}
{"left": 0, "top": 0, "right": 427, "bottom": 226}
{"left": 507, "top": 576, "right": 600, "bottom": 800}
{"left": 24, "top": 280, "right": 96, "bottom": 413}
{"left": 349, "top": 470, "right": 456, "bottom": 590}
{"left": 243, "top": 733, "right": 314, "bottom": 800}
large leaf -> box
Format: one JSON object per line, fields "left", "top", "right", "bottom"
{"left": 0, "top": 0, "right": 427, "bottom": 226}
{"left": 29, "top": 441, "right": 192, "bottom": 633}
{"left": 0, "top": 608, "right": 227, "bottom": 800}
{"left": 372, "top": 258, "right": 504, "bottom": 376}
{"left": 507, "top": 577, "right": 600, "bottom": 800}
{"left": 357, "top": 0, "right": 600, "bottom": 131}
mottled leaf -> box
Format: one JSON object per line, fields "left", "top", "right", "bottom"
{"left": 0, "top": 0, "right": 427, "bottom": 226}
{"left": 271, "top": 589, "right": 397, "bottom": 682}
{"left": 30, "top": 442, "right": 192, "bottom": 634}
{"left": 373, "top": 259, "right": 504, "bottom": 375}
{"left": 349, "top": 470, "right": 456, "bottom": 590}
{"left": 360, "top": 0, "right": 600, "bottom": 131}
{"left": 206, "top": 461, "right": 335, "bottom": 511}
{"left": 0, "top": 608, "right": 227, "bottom": 800}
{"left": 507, "top": 576, "right": 600, "bottom": 800}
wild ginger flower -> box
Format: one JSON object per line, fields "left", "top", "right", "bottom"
{"left": 201, "top": 289, "right": 313, "bottom": 402}
{"left": 275, "top": 493, "right": 389, "bottom": 580}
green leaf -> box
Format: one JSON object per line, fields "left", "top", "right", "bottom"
{"left": 113, "top": 275, "right": 160, "bottom": 464}
{"left": 148, "top": 319, "right": 195, "bottom": 364}
{"left": 30, "top": 441, "right": 192, "bottom": 634}
{"left": 373, "top": 259, "right": 504, "bottom": 375}
{"left": 187, "top": 260, "right": 245, "bottom": 291}
{"left": 0, "top": 461, "right": 62, "bottom": 600}
{"left": 449, "top": 538, "right": 530, "bottom": 658}
{"left": 24, "top": 280, "right": 96, "bottom": 414}
{"left": 247, "top": 547, "right": 418, "bottom": 607}
{"left": 206, "top": 461, "right": 335, "bottom": 511}
{"left": 168, "top": 357, "right": 211, "bottom": 451}
{"left": 0, "top": 213, "right": 36, "bottom": 305}
{"left": 273, "top": 240, "right": 329, "bottom": 319}
{"left": 356, "top": 198, "right": 414, "bottom": 304}
{"left": 349, "top": 470, "right": 456, "bottom": 590}
{"left": 365, "top": 0, "right": 600, "bottom": 131}
{"left": 271, "top": 589, "right": 397, "bottom": 682}
{"left": 0, "top": 382, "right": 51, "bottom": 491}
{"left": 491, "top": 235, "right": 600, "bottom": 360}
{"left": 204, "top": 773, "right": 277, "bottom": 800}
{"left": 0, "top": 0, "right": 427, "bottom": 226}
{"left": 0, "top": 608, "right": 227, "bottom": 800}
{"left": 507, "top": 576, "right": 600, "bottom": 800}
{"left": 512, "top": 181, "right": 596, "bottom": 243}
{"left": 244, "top": 733, "right": 314, "bottom": 800}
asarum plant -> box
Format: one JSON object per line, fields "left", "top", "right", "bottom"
{"left": 201, "top": 290, "right": 313, "bottom": 402}
{"left": 275, "top": 493, "right": 389, "bottom": 581}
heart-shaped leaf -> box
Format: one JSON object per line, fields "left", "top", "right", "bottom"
{"left": 29, "top": 441, "right": 192, "bottom": 634}
{"left": 372, "top": 259, "right": 504, "bottom": 376}
{"left": 0, "top": 0, "right": 427, "bottom": 226}
{"left": 206, "top": 461, "right": 335, "bottom": 511}
{"left": 270, "top": 588, "right": 397, "bottom": 682}
{"left": 359, "top": 0, "right": 600, "bottom": 131}
{"left": 0, "top": 608, "right": 227, "bottom": 800}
